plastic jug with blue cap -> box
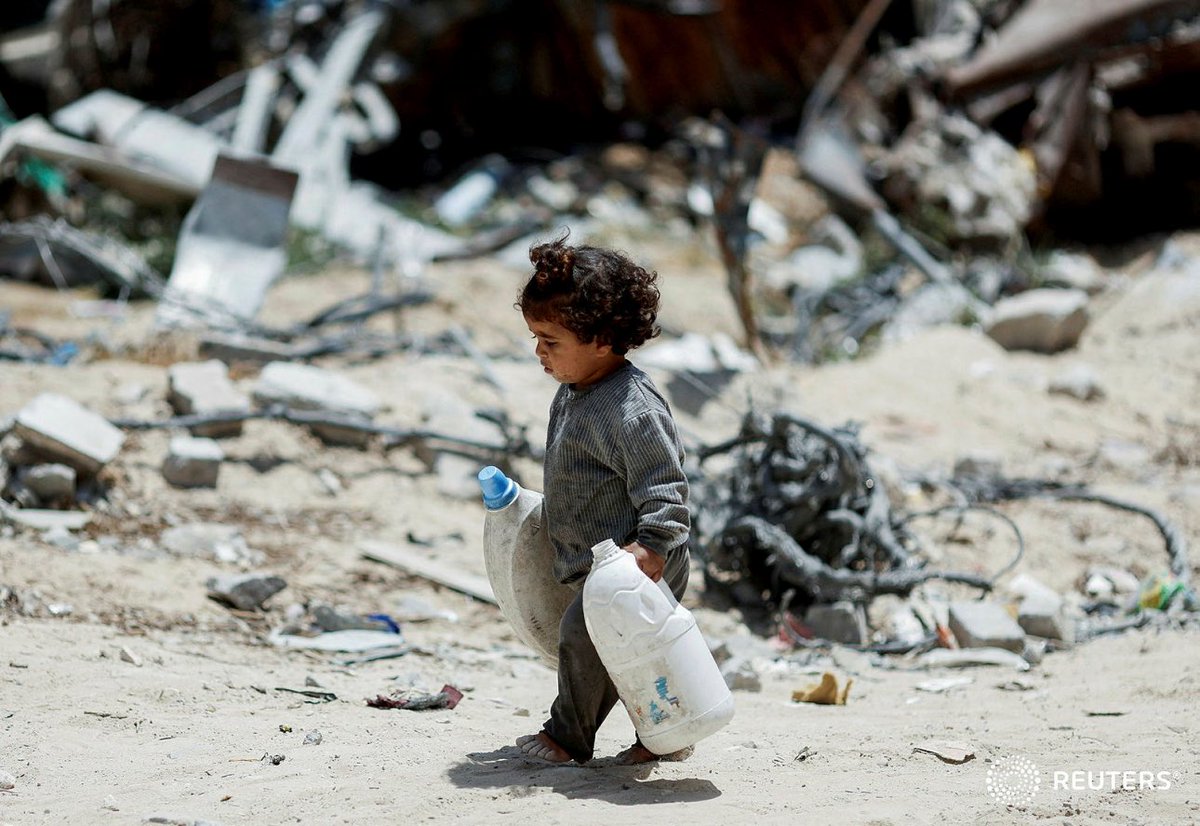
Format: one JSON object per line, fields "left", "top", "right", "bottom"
{"left": 478, "top": 465, "right": 575, "bottom": 667}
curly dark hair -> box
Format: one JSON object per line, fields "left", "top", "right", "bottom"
{"left": 516, "top": 233, "right": 660, "bottom": 355}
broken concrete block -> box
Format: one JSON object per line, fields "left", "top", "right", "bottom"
{"left": 162, "top": 436, "right": 223, "bottom": 489}
{"left": 168, "top": 360, "right": 252, "bottom": 437}
{"left": 12, "top": 394, "right": 125, "bottom": 474}
{"left": 252, "top": 362, "right": 382, "bottom": 419}
{"left": 20, "top": 464, "right": 76, "bottom": 502}
{"left": 984, "top": 288, "right": 1089, "bottom": 353}
{"left": 1084, "top": 573, "right": 1116, "bottom": 601}
{"left": 1086, "top": 565, "right": 1140, "bottom": 595}
{"left": 720, "top": 657, "right": 762, "bottom": 692}
{"left": 1041, "top": 250, "right": 1107, "bottom": 294}
{"left": 948, "top": 601, "right": 1026, "bottom": 653}
{"left": 1048, "top": 364, "right": 1104, "bottom": 401}
{"left": 872, "top": 600, "right": 927, "bottom": 646}
{"left": 199, "top": 332, "right": 296, "bottom": 365}
{"left": 1022, "top": 638, "right": 1047, "bottom": 665}
{"left": 0, "top": 508, "right": 91, "bottom": 531}
{"left": 804, "top": 601, "right": 868, "bottom": 645}
{"left": 161, "top": 523, "right": 262, "bottom": 565}
{"left": 0, "top": 433, "right": 43, "bottom": 466}
{"left": 1005, "top": 573, "right": 1059, "bottom": 604}
{"left": 206, "top": 573, "right": 286, "bottom": 611}
{"left": 1017, "top": 592, "right": 1074, "bottom": 643}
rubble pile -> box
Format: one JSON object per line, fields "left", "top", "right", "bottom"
{"left": 0, "top": 7, "right": 1198, "bottom": 800}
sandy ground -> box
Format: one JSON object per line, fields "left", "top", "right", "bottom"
{"left": 2, "top": 225, "right": 1200, "bottom": 825}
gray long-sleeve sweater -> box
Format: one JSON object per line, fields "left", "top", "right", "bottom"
{"left": 542, "top": 361, "right": 690, "bottom": 584}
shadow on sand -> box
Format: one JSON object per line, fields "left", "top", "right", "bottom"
{"left": 446, "top": 745, "right": 722, "bottom": 805}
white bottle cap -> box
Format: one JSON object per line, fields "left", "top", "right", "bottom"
{"left": 590, "top": 538, "right": 621, "bottom": 562}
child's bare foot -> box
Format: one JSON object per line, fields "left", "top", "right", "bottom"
{"left": 516, "top": 732, "right": 572, "bottom": 764}
{"left": 615, "top": 743, "right": 694, "bottom": 765}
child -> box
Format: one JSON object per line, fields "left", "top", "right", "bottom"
{"left": 513, "top": 233, "right": 692, "bottom": 766}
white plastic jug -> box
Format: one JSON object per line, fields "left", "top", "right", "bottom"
{"left": 478, "top": 466, "right": 575, "bottom": 667}
{"left": 583, "top": 539, "right": 734, "bottom": 755}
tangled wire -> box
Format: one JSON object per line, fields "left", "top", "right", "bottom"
{"left": 690, "top": 412, "right": 1000, "bottom": 613}
{"left": 689, "top": 411, "right": 1189, "bottom": 622}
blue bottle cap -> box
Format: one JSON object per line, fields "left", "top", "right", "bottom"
{"left": 478, "top": 465, "right": 518, "bottom": 509}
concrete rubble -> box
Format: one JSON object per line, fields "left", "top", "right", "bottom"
{"left": 948, "top": 601, "right": 1027, "bottom": 654}
{"left": 251, "top": 362, "right": 382, "bottom": 421}
{"left": 162, "top": 436, "right": 224, "bottom": 489}
{"left": 167, "top": 360, "right": 252, "bottom": 438}
{"left": 984, "top": 288, "right": 1091, "bottom": 353}
{"left": 206, "top": 573, "right": 287, "bottom": 612}
{"left": 0, "top": 5, "right": 1196, "bottom": 819}
{"left": 12, "top": 393, "right": 124, "bottom": 475}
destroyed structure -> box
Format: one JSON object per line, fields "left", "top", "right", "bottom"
{"left": 2, "top": 0, "right": 1199, "bottom": 697}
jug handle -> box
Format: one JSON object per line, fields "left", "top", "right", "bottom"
{"left": 655, "top": 577, "right": 679, "bottom": 608}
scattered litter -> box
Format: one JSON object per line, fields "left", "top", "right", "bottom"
{"left": 269, "top": 629, "right": 406, "bottom": 654}
{"left": 303, "top": 731, "right": 323, "bottom": 745}
{"left": 392, "top": 595, "right": 458, "bottom": 624}
{"left": 996, "top": 678, "right": 1038, "bottom": 692}
{"left": 367, "top": 684, "right": 464, "bottom": 711}
{"left": 913, "top": 648, "right": 1031, "bottom": 672}
{"left": 274, "top": 687, "right": 336, "bottom": 703}
{"left": 791, "top": 672, "right": 852, "bottom": 705}
{"left": 912, "top": 740, "right": 975, "bottom": 764}
{"left": 206, "top": 574, "right": 287, "bottom": 612}
{"left": 915, "top": 676, "right": 973, "bottom": 693}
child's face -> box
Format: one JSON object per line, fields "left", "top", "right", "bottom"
{"left": 525, "top": 316, "right": 622, "bottom": 387}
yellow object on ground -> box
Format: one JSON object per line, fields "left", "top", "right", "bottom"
{"left": 791, "top": 672, "right": 853, "bottom": 705}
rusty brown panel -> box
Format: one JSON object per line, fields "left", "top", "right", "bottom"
{"left": 607, "top": 0, "right": 869, "bottom": 119}
{"left": 944, "top": 0, "right": 1200, "bottom": 98}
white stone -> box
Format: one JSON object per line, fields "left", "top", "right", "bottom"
{"left": 21, "top": 463, "right": 76, "bottom": 501}
{"left": 13, "top": 393, "right": 125, "bottom": 474}
{"left": 252, "top": 362, "right": 381, "bottom": 419}
{"left": 985, "top": 288, "right": 1089, "bottom": 353}
{"left": 948, "top": 601, "right": 1025, "bottom": 652}
{"left": 162, "top": 436, "right": 223, "bottom": 489}
{"left": 168, "top": 360, "right": 251, "bottom": 437}
{"left": 1048, "top": 364, "right": 1104, "bottom": 401}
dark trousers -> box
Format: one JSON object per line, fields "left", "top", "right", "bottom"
{"left": 543, "top": 551, "right": 689, "bottom": 763}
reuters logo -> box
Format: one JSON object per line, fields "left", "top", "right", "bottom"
{"left": 987, "top": 755, "right": 1041, "bottom": 805}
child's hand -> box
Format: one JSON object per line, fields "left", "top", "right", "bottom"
{"left": 622, "top": 541, "right": 664, "bottom": 582}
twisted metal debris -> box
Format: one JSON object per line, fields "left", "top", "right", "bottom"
{"left": 690, "top": 410, "right": 1190, "bottom": 621}
{"left": 690, "top": 412, "right": 1005, "bottom": 610}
